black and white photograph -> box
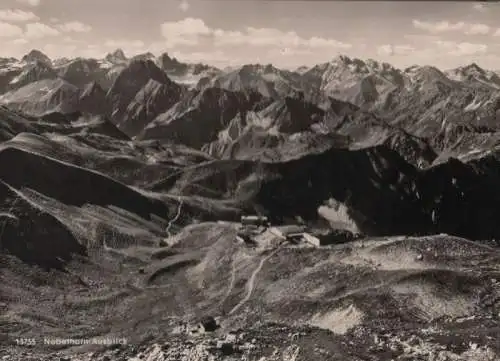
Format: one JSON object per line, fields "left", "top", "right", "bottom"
{"left": 1, "top": 0, "right": 500, "bottom": 360}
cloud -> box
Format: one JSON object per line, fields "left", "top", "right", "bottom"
{"left": 172, "top": 50, "right": 231, "bottom": 64}
{"left": 16, "top": 0, "right": 40, "bottom": 7}
{"left": 178, "top": 0, "right": 190, "bottom": 12}
{"left": 412, "top": 20, "right": 464, "bottom": 33}
{"left": 472, "top": 3, "right": 487, "bottom": 12}
{"left": 104, "top": 39, "right": 145, "bottom": 49}
{"left": 404, "top": 34, "right": 441, "bottom": 43}
{"left": 25, "top": 22, "right": 60, "bottom": 38}
{"left": 271, "top": 47, "right": 313, "bottom": 57}
{"left": 494, "top": 28, "right": 500, "bottom": 37}
{"left": 0, "top": 21, "right": 24, "bottom": 37}
{"left": 58, "top": 21, "right": 92, "bottom": 33}
{"left": 412, "top": 19, "right": 490, "bottom": 35}
{"left": 79, "top": 46, "right": 107, "bottom": 59}
{"left": 42, "top": 43, "right": 78, "bottom": 58}
{"left": 307, "top": 37, "right": 351, "bottom": 49}
{"left": 11, "top": 38, "right": 28, "bottom": 44}
{"left": 159, "top": 17, "right": 351, "bottom": 51}
{"left": 61, "top": 36, "right": 86, "bottom": 45}
{"left": 377, "top": 44, "right": 415, "bottom": 56}
{"left": 213, "top": 26, "right": 351, "bottom": 49}
{"left": 465, "top": 23, "right": 490, "bottom": 35}
{"left": 0, "top": 9, "right": 39, "bottom": 22}
{"left": 434, "top": 40, "right": 488, "bottom": 56}
{"left": 160, "top": 17, "right": 212, "bottom": 47}
{"left": 213, "top": 28, "right": 299, "bottom": 47}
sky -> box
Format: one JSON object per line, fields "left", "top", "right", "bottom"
{"left": 1, "top": 0, "right": 500, "bottom": 70}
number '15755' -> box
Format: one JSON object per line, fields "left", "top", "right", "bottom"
{"left": 15, "top": 338, "right": 36, "bottom": 346}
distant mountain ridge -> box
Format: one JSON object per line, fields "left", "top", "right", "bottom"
{"left": 0, "top": 48, "right": 499, "bottom": 165}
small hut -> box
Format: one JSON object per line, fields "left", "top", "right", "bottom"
{"left": 269, "top": 225, "right": 307, "bottom": 239}
{"left": 240, "top": 215, "right": 269, "bottom": 227}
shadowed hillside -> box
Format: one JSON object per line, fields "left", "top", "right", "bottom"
{"left": 0, "top": 146, "right": 170, "bottom": 220}
{"left": 0, "top": 181, "right": 87, "bottom": 269}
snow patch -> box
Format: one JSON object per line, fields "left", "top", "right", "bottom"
{"left": 310, "top": 304, "right": 363, "bottom": 335}
{"left": 464, "top": 97, "right": 482, "bottom": 111}
{"left": 318, "top": 198, "right": 360, "bottom": 233}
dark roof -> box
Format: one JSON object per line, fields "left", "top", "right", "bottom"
{"left": 273, "top": 225, "right": 307, "bottom": 235}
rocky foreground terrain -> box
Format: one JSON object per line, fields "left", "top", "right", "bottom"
{"left": 1, "top": 50, "right": 500, "bottom": 360}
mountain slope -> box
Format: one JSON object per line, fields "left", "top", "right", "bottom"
{"left": 0, "top": 146, "right": 171, "bottom": 220}
{"left": 301, "top": 56, "right": 405, "bottom": 107}
{"left": 0, "top": 180, "right": 87, "bottom": 269}
{"left": 445, "top": 63, "right": 500, "bottom": 90}
{"left": 138, "top": 87, "right": 265, "bottom": 148}
{"left": 56, "top": 58, "right": 107, "bottom": 88}
{"left": 156, "top": 52, "right": 220, "bottom": 86}
{"left": 201, "top": 63, "right": 303, "bottom": 99}
{"left": 0, "top": 78, "right": 81, "bottom": 116}
{"left": 21, "top": 49, "right": 52, "bottom": 66}
{"left": 8, "top": 60, "right": 58, "bottom": 90}
{"left": 106, "top": 59, "right": 184, "bottom": 136}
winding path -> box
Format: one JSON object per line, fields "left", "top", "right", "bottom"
{"left": 229, "top": 247, "right": 281, "bottom": 315}
{"left": 165, "top": 197, "right": 183, "bottom": 238}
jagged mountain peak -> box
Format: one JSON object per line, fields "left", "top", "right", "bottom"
{"left": 131, "top": 52, "right": 156, "bottom": 62}
{"left": 157, "top": 52, "right": 175, "bottom": 61}
{"left": 8, "top": 60, "right": 58, "bottom": 87}
{"left": 69, "top": 56, "right": 98, "bottom": 64}
{"left": 156, "top": 52, "right": 181, "bottom": 65}
{"left": 404, "top": 64, "right": 447, "bottom": 80}
{"left": 112, "top": 48, "right": 126, "bottom": 58}
{"left": 155, "top": 52, "right": 188, "bottom": 73}
{"left": 329, "top": 55, "right": 365, "bottom": 69}
{"left": 403, "top": 65, "right": 420, "bottom": 73}
{"left": 105, "top": 48, "right": 127, "bottom": 64}
{"left": 332, "top": 54, "right": 353, "bottom": 64}
{"left": 445, "top": 62, "right": 500, "bottom": 89}
{"left": 157, "top": 52, "right": 172, "bottom": 60}
{"left": 239, "top": 63, "right": 265, "bottom": 73}
{"left": 58, "top": 57, "right": 100, "bottom": 71}
{"left": 234, "top": 63, "right": 276, "bottom": 74}
{"left": 22, "top": 49, "right": 52, "bottom": 66}
{"left": 462, "top": 62, "right": 484, "bottom": 73}
{"left": 365, "top": 58, "right": 399, "bottom": 72}
{"left": 400, "top": 65, "right": 458, "bottom": 92}
{"left": 325, "top": 56, "right": 399, "bottom": 76}
{"left": 125, "top": 58, "right": 170, "bottom": 79}
{"left": 294, "top": 65, "right": 310, "bottom": 75}
{"left": 263, "top": 63, "right": 275, "bottom": 72}
{"left": 52, "top": 57, "right": 70, "bottom": 66}
{"left": 311, "top": 56, "right": 365, "bottom": 75}
{"left": 107, "top": 58, "right": 178, "bottom": 102}
{"left": 446, "top": 63, "right": 487, "bottom": 77}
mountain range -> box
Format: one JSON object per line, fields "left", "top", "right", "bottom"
{"left": 2, "top": 48, "right": 500, "bottom": 360}
{"left": 1, "top": 49, "right": 499, "bottom": 160}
